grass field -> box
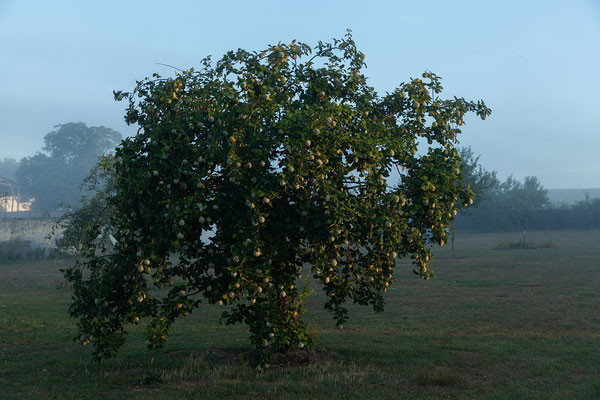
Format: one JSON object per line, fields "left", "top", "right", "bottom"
{"left": 1, "top": 230, "right": 600, "bottom": 399}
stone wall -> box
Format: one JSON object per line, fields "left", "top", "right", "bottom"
{"left": 0, "top": 218, "right": 63, "bottom": 249}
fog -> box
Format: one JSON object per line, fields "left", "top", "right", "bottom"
{"left": 0, "top": 1, "right": 599, "bottom": 196}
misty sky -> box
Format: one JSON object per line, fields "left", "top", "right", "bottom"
{"left": 0, "top": 0, "right": 598, "bottom": 189}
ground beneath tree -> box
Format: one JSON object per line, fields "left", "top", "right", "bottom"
{"left": 269, "top": 348, "right": 336, "bottom": 368}
{"left": 200, "top": 347, "right": 337, "bottom": 369}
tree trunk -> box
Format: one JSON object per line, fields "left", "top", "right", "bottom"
{"left": 451, "top": 220, "right": 456, "bottom": 258}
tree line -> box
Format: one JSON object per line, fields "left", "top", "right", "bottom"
{"left": 456, "top": 146, "right": 600, "bottom": 233}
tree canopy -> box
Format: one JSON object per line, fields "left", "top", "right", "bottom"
{"left": 0, "top": 158, "right": 19, "bottom": 181}
{"left": 498, "top": 175, "right": 550, "bottom": 231}
{"left": 458, "top": 146, "right": 499, "bottom": 209}
{"left": 16, "top": 123, "right": 121, "bottom": 210}
{"left": 454, "top": 174, "right": 550, "bottom": 233}
{"left": 449, "top": 146, "right": 499, "bottom": 256}
{"left": 64, "top": 33, "right": 490, "bottom": 366}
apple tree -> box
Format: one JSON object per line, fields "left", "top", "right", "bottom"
{"left": 63, "top": 33, "right": 490, "bottom": 364}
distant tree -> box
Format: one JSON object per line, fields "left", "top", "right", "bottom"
{"left": 0, "top": 158, "right": 19, "bottom": 181}
{"left": 500, "top": 176, "right": 549, "bottom": 244}
{"left": 452, "top": 146, "right": 499, "bottom": 256}
{"left": 16, "top": 123, "right": 121, "bottom": 210}
{"left": 54, "top": 155, "right": 116, "bottom": 258}
{"left": 574, "top": 192, "right": 600, "bottom": 208}
{"left": 570, "top": 193, "right": 600, "bottom": 229}
{"left": 455, "top": 175, "right": 551, "bottom": 233}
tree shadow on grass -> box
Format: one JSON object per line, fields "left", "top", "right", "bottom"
{"left": 166, "top": 346, "right": 337, "bottom": 370}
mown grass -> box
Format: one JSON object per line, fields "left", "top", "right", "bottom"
{"left": 1, "top": 230, "right": 600, "bottom": 399}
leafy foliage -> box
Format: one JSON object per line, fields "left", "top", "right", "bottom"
{"left": 64, "top": 33, "right": 490, "bottom": 364}
{"left": 55, "top": 155, "right": 116, "bottom": 257}
{"left": 450, "top": 146, "right": 499, "bottom": 256}
{"left": 457, "top": 146, "right": 499, "bottom": 210}
{"left": 0, "top": 158, "right": 19, "bottom": 181}
{"left": 499, "top": 176, "right": 550, "bottom": 231}
{"left": 573, "top": 193, "right": 600, "bottom": 210}
{"left": 16, "top": 123, "right": 121, "bottom": 209}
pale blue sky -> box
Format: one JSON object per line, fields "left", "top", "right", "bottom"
{"left": 0, "top": 0, "right": 598, "bottom": 188}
